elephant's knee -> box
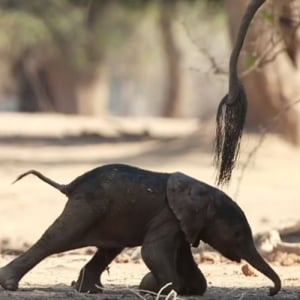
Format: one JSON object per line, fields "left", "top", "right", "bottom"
{"left": 139, "top": 272, "right": 159, "bottom": 293}
{"left": 182, "top": 269, "right": 207, "bottom": 295}
{"left": 191, "top": 275, "right": 207, "bottom": 295}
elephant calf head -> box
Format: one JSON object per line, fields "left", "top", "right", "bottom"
{"left": 167, "top": 172, "right": 281, "bottom": 296}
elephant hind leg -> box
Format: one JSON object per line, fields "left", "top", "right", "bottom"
{"left": 72, "top": 247, "right": 123, "bottom": 293}
{"left": 0, "top": 195, "right": 99, "bottom": 291}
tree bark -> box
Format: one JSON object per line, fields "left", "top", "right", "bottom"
{"left": 14, "top": 52, "right": 55, "bottom": 112}
{"left": 159, "top": 3, "right": 181, "bottom": 117}
{"left": 15, "top": 52, "right": 110, "bottom": 115}
{"left": 42, "top": 58, "right": 78, "bottom": 114}
{"left": 225, "top": 0, "right": 300, "bottom": 144}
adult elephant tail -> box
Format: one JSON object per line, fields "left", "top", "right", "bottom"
{"left": 214, "top": 0, "right": 266, "bottom": 185}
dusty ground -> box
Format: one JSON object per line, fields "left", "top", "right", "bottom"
{"left": 0, "top": 112, "right": 299, "bottom": 299}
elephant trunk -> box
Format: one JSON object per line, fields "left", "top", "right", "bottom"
{"left": 242, "top": 244, "right": 281, "bottom": 296}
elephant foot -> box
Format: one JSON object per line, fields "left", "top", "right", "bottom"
{"left": 71, "top": 279, "right": 102, "bottom": 293}
{"left": 180, "top": 282, "right": 207, "bottom": 296}
{"left": 71, "top": 268, "right": 102, "bottom": 293}
{"left": 0, "top": 266, "right": 19, "bottom": 291}
{"left": 179, "top": 274, "right": 207, "bottom": 296}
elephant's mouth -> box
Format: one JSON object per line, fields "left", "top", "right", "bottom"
{"left": 220, "top": 250, "right": 241, "bottom": 263}
{"left": 203, "top": 239, "right": 241, "bottom": 263}
{"left": 201, "top": 235, "right": 241, "bottom": 262}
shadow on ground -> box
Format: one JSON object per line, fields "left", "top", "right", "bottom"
{"left": 0, "top": 285, "right": 297, "bottom": 300}
{"left": 0, "top": 130, "right": 214, "bottom": 167}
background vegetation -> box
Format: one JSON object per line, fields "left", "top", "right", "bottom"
{"left": 0, "top": 0, "right": 299, "bottom": 143}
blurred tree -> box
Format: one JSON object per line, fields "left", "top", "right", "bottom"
{"left": 158, "top": 1, "right": 180, "bottom": 117}
{"left": 157, "top": 0, "right": 218, "bottom": 117}
{"left": 0, "top": 0, "right": 146, "bottom": 113}
{"left": 225, "top": 0, "right": 300, "bottom": 144}
{"left": 0, "top": 0, "right": 222, "bottom": 117}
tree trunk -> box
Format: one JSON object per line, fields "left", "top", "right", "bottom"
{"left": 14, "top": 53, "right": 86, "bottom": 114}
{"left": 225, "top": 0, "right": 300, "bottom": 144}
{"left": 42, "top": 58, "right": 78, "bottom": 114}
{"left": 14, "top": 52, "right": 56, "bottom": 112}
{"left": 159, "top": 3, "right": 181, "bottom": 117}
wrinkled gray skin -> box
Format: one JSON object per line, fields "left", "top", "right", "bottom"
{"left": 0, "top": 164, "right": 281, "bottom": 296}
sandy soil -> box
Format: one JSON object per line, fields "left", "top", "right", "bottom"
{"left": 0, "top": 112, "right": 299, "bottom": 299}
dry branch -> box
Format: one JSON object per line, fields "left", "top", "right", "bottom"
{"left": 256, "top": 223, "right": 300, "bottom": 257}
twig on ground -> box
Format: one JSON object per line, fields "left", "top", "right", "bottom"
{"left": 155, "top": 283, "right": 174, "bottom": 300}
{"left": 127, "top": 288, "right": 149, "bottom": 300}
{"left": 256, "top": 227, "right": 300, "bottom": 256}
{"left": 78, "top": 266, "right": 85, "bottom": 293}
{"left": 238, "top": 292, "right": 248, "bottom": 300}
{"left": 94, "top": 284, "right": 182, "bottom": 300}
{"left": 165, "top": 289, "right": 177, "bottom": 300}
{"left": 95, "top": 285, "right": 147, "bottom": 299}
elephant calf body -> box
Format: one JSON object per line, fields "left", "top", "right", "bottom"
{"left": 0, "top": 164, "right": 281, "bottom": 296}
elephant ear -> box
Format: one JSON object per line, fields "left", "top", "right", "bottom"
{"left": 167, "top": 172, "right": 216, "bottom": 247}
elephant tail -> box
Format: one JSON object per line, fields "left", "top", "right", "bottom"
{"left": 12, "top": 170, "right": 68, "bottom": 196}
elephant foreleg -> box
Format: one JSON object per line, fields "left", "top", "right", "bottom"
{"left": 140, "top": 232, "right": 182, "bottom": 294}
{"left": 176, "top": 241, "right": 207, "bottom": 295}
{"left": 140, "top": 238, "right": 207, "bottom": 296}
{"left": 72, "top": 247, "right": 123, "bottom": 293}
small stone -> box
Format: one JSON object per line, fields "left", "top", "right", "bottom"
{"left": 281, "top": 255, "right": 295, "bottom": 266}
{"left": 241, "top": 263, "right": 257, "bottom": 277}
{"left": 200, "top": 252, "right": 217, "bottom": 264}
{"left": 115, "top": 253, "right": 130, "bottom": 263}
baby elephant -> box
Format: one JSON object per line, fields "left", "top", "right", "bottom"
{"left": 0, "top": 164, "right": 280, "bottom": 296}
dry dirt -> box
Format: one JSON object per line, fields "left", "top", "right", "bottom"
{"left": 0, "top": 113, "right": 299, "bottom": 300}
